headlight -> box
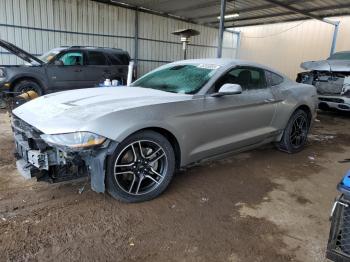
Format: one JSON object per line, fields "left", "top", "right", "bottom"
{"left": 41, "top": 132, "right": 106, "bottom": 149}
{"left": 0, "top": 68, "right": 5, "bottom": 80}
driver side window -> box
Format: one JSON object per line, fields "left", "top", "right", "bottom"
{"left": 214, "top": 66, "right": 267, "bottom": 92}
{"left": 58, "top": 51, "right": 84, "bottom": 66}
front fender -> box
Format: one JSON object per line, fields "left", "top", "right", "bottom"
{"left": 86, "top": 109, "right": 184, "bottom": 161}
{"left": 7, "top": 68, "right": 48, "bottom": 91}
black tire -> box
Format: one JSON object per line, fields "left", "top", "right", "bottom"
{"left": 13, "top": 80, "right": 43, "bottom": 96}
{"left": 277, "top": 109, "right": 310, "bottom": 153}
{"left": 106, "top": 130, "right": 175, "bottom": 203}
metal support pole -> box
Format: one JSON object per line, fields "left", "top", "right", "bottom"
{"left": 217, "top": 0, "right": 226, "bottom": 58}
{"left": 330, "top": 21, "right": 340, "bottom": 56}
{"left": 235, "top": 31, "right": 241, "bottom": 59}
{"left": 182, "top": 42, "right": 187, "bottom": 60}
{"left": 134, "top": 8, "right": 139, "bottom": 78}
{"left": 321, "top": 18, "right": 340, "bottom": 56}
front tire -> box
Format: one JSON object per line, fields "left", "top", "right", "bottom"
{"left": 106, "top": 130, "right": 175, "bottom": 203}
{"left": 277, "top": 109, "right": 310, "bottom": 153}
{"left": 13, "top": 80, "right": 43, "bottom": 96}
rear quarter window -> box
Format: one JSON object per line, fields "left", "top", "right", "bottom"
{"left": 266, "top": 70, "right": 284, "bottom": 86}
{"left": 87, "top": 51, "right": 109, "bottom": 65}
{"left": 108, "top": 53, "right": 130, "bottom": 65}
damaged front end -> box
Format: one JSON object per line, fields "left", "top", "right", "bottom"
{"left": 12, "top": 115, "right": 117, "bottom": 193}
{"left": 297, "top": 61, "right": 350, "bottom": 111}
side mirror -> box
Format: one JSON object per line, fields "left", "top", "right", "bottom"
{"left": 54, "top": 60, "right": 64, "bottom": 66}
{"left": 211, "top": 83, "right": 242, "bottom": 97}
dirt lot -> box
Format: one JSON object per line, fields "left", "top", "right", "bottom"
{"left": 0, "top": 110, "right": 349, "bottom": 262}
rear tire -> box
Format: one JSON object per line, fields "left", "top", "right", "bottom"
{"left": 106, "top": 130, "right": 175, "bottom": 203}
{"left": 277, "top": 109, "right": 310, "bottom": 153}
{"left": 13, "top": 80, "right": 43, "bottom": 96}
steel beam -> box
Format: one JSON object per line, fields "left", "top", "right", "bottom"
{"left": 225, "top": 17, "right": 310, "bottom": 28}
{"left": 217, "top": 0, "right": 226, "bottom": 58}
{"left": 219, "top": 11, "right": 295, "bottom": 24}
{"left": 225, "top": 15, "right": 343, "bottom": 28}
{"left": 195, "top": 0, "right": 310, "bottom": 21}
{"left": 262, "top": 0, "right": 323, "bottom": 21}
{"left": 219, "top": 4, "right": 350, "bottom": 27}
{"left": 165, "top": 0, "right": 226, "bottom": 13}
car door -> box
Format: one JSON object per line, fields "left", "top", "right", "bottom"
{"left": 83, "top": 50, "right": 113, "bottom": 87}
{"left": 46, "top": 50, "right": 86, "bottom": 91}
{"left": 194, "top": 66, "right": 278, "bottom": 160}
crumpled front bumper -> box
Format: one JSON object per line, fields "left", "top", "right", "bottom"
{"left": 318, "top": 95, "right": 350, "bottom": 111}
{"left": 12, "top": 115, "right": 117, "bottom": 193}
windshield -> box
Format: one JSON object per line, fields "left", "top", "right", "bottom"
{"left": 132, "top": 64, "right": 218, "bottom": 94}
{"left": 328, "top": 52, "right": 350, "bottom": 60}
{"left": 39, "top": 48, "right": 64, "bottom": 63}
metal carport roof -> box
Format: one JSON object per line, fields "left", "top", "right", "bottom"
{"left": 96, "top": 0, "right": 350, "bottom": 28}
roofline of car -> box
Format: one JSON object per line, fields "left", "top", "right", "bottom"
{"left": 59, "top": 45, "right": 125, "bottom": 51}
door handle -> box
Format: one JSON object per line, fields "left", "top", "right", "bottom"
{"left": 74, "top": 69, "right": 82, "bottom": 72}
{"left": 264, "top": 98, "right": 275, "bottom": 103}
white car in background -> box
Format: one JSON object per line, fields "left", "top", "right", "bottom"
{"left": 297, "top": 51, "right": 350, "bottom": 112}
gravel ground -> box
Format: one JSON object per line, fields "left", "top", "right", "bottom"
{"left": 0, "top": 109, "right": 349, "bottom": 262}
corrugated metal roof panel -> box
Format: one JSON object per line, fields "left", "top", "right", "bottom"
{"left": 100, "top": 0, "right": 350, "bottom": 28}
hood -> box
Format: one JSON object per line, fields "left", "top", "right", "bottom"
{"left": 12, "top": 87, "right": 191, "bottom": 135}
{"left": 0, "top": 39, "right": 44, "bottom": 65}
{"left": 301, "top": 59, "right": 350, "bottom": 72}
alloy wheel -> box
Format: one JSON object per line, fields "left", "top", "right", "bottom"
{"left": 290, "top": 114, "right": 308, "bottom": 147}
{"left": 114, "top": 140, "right": 167, "bottom": 195}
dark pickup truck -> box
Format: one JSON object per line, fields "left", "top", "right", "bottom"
{"left": 0, "top": 39, "right": 130, "bottom": 95}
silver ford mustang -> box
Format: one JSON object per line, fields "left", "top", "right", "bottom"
{"left": 12, "top": 59, "right": 317, "bottom": 202}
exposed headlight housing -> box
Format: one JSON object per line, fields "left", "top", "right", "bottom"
{"left": 41, "top": 132, "right": 106, "bottom": 149}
